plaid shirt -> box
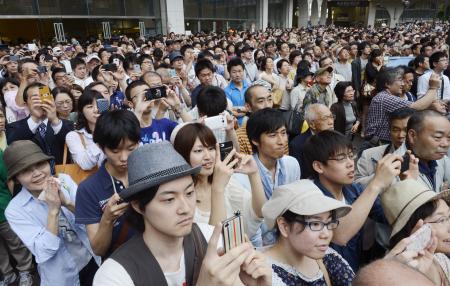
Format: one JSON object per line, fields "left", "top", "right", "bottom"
{"left": 365, "top": 90, "right": 411, "bottom": 141}
{"left": 236, "top": 123, "right": 289, "bottom": 155}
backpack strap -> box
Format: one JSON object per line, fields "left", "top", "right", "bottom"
{"left": 317, "top": 259, "right": 332, "bottom": 286}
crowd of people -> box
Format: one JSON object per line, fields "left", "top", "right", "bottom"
{"left": 0, "top": 21, "right": 449, "bottom": 286}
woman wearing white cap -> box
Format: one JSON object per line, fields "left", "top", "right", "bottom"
{"left": 382, "top": 180, "right": 450, "bottom": 285}
{"left": 262, "top": 179, "right": 354, "bottom": 285}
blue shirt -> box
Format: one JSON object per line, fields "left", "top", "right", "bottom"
{"left": 140, "top": 118, "right": 177, "bottom": 144}
{"left": 224, "top": 80, "right": 249, "bottom": 126}
{"left": 110, "top": 90, "right": 126, "bottom": 110}
{"left": 5, "top": 174, "right": 100, "bottom": 286}
{"left": 75, "top": 163, "right": 135, "bottom": 258}
{"left": 314, "top": 179, "right": 387, "bottom": 271}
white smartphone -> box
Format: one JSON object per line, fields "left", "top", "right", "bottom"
{"left": 204, "top": 114, "right": 227, "bottom": 130}
{"left": 405, "top": 224, "right": 432, "bottom": 252}
{"left": 61, "top": 60, "right": 73, "bottom": 74}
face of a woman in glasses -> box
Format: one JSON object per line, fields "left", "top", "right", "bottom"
{"left": 277, "top": 211, "right": 335, "bottom": 259}
{"left": 422, "top": 199, "right": 450, "bottom": 254}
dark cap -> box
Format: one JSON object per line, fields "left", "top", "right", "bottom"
{"left": 169, "top": 51, "right": 184, "bottom": 63}
{"left": 314, "top": 66, "right": 333, "bottom": 77}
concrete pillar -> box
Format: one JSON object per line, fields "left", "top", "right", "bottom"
{"left": 298, "top": 0, "right": 309, "bottom": 27}
{"left": 161, "top": 0, "right": 185, "bottom": 34}
{"left": 257, "top": 0, "right": 269, "bottom": 30}
{"left": 385, "top": 2, "right": 404, "bottom": 28}
{"left": 311, "top": 0, "right": 319, "bottom": 25}
{"left": 319, "top": 0, "right": 327, "bottom": 25}
{"left": 285, "top": 0, "right": 294, "bottom": 28}
{"left": 367, "top": 0, "right": 377, "bottom": 27}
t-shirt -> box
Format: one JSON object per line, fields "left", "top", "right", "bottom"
{"left": 140, "top": 118, "right": 177, "bottom": 144}
{"left": 75, "top": 163, "right": 135, "bottom": 257}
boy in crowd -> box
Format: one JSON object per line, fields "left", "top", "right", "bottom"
{"left": 75, "top": 110, "right": 140, "bottom": 258}
{"left": 224, "top": 57, "right": 249, "bottom": 125}
{"left": 70, "top": 57, "right": 93, "bottom": 89}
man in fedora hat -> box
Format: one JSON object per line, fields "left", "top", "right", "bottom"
{"left": 94, "top": 141, "right": 271, "bottom": 286}
{"left": 302, "top": 66, "right": 337, "bottom": 114}
{"left": 4, "top": 140, "right": 100, "bottom": 286}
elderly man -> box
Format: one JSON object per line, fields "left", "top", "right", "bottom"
{"left": 289, "top": 103, "right": 334, "bottom": 176}
{"left": 302, "top": 67, "right": 337, "bottom": 113}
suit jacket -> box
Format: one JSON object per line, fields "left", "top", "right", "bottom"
{"left": 331, "top": 101, "right": 359, "bottom": 135}
{"left": 351, "top": 57, "right": 362, "bottom": 95}
{"left": 6, "top": 117, "right": 74, "bottom": 164}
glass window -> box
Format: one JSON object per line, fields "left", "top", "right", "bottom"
{"left": 2, "top": 0, "right": 35, "bottom": 15}
{"left": 88, "top": 0, "right": 123, "bottom": 16}
{"left": 184, "top": 0, "right": 199, "bottom": 18}
{"left": 125, "top": 0, "right": 157, "bottom": 16}
{"left": 38, "top": 0, "right": 87, "bottom": 15}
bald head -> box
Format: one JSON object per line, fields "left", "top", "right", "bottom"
{"left": 353, "top": 259, "right": 433, "bottom": 286}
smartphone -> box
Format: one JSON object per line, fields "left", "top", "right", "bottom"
{"left": 105, "top": 47, "right": 118, "bottom": 53}
{"left": 400, "top": 153, "right": 410, "bottom": 173}
{"left": 222, "top": 211, "right": 245, "bottom": 253}
{"left": 27, "top": 43, "right": 37, "bottom": 51}
{"left": 145, "top": 86, "right": 166, "bottom": 101}
{"left": 39, "top": 86, "right": 53, "bottom": 102}
{"left": 168, "top": 69, "right": 177, "bottom": 78}
{"left": 96, "top": 98, "right": 110, "bottom": 114}
{"left": 61, "top": 60, "right": 73, "bottom": 74}
{"left": 133, "top": 64, "right": 141, "bottom": 73}
{"left": 219, "top": 141, "right": 234, "bottom": 162}
{"left": 204, "top": 114, "right": 227, "bottom": 130}
{"left": 44, "top": 54, "right": 53, "bottom": 62}
{"left": 405, "top": 224, "right": 432, "bottom": 252}
{"left": 9, "top": 55, "right": 19, "bottom": 62}
{"left": 102, "top": 63, "right": 118, "bottom": 72}
{"left": 37, "top": 66, "right": 48, "bottom": 74}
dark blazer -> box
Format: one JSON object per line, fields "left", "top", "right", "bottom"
{"left": 351, "top": 57, "right": 362, "bottom": 95}
{"left": 331, "top": 101, "right": 359, "bottom": 135}
{"left": 6, "top": 117, "right": 74, "bottom": 164}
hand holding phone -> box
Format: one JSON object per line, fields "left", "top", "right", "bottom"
{"left": 39, "top": 86, "right": 53, "bottom": 102}
{"left": 222, "top": 211, "right": 245, "bottom": 253}
{"left": 204, "top": 114, "right": 227, "bottom": 130}
{"left": 145, "top": 86, "right": 167, "bottom": 101}
{"left": 400, "top": 153, "right": 410, "bottom": 173}
{"left": 96, "top": 98, "right": 110, "bottom": 114}
{"left": 406, "top": 224, "right": 432, "bottom": 252}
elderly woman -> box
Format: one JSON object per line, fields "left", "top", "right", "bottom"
{"left": 331, "top": 81, "right": 360, "bottom": 139}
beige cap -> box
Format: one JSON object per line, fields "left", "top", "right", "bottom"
{"left": 381, "top": 179, "right": 450, "bottom": 238}
{"left": 262, "top": 179, "right": 352, "bottom": 229}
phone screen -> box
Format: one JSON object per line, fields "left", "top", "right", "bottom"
{"left": 145, "top": 86, "right": 166, "bottom": 101}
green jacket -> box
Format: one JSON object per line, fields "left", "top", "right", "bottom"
{"left": 0, "top": 151, "right": 11, "bottom": 223}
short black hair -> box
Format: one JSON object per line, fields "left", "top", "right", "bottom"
{"left": 406, "top": 109, "right": 444, "bottom": 134}
{"left": 51, "top": 67, "right": 67, "bottom": 83}
{"left": 137, "top": 54, "right": 153, "bottom": 66}
{"left": 389, "top": 107, "right": 415, "bottom": 124}
{"left": 76, "top": 89, "right": 103, "bottom": 133}
{"left": 302, "top": 130, "right": 353, "bottom": 179}
{"left": 246, "top": 108, "right": 286, "bottom": 153}
{"left": 413, "top": 54, "right": 427, "bottom": 69}
{"left": 289, "top": 50, "right": 302, "bottom": 65}
{"left": 259, "top": 57, "right": 272, "bottom": 71}
{"left": 23, "top": 82, "right": 44, "bottom": 103}
{"left": 180, "top": 44, "right": 193, "bottom": 57}
{"left": 197, "top": 86, "right": 227, "bottom": 117}
{"left": 276, "top": 59, "right": 289, "bottom": 73}
{"left": 125, "top": 80, "right": 149, "bottom": 101}
{"left": 429, "top": 51, "right": 448, "bottom": 69}
{"left": 195, "top": 58, "right": 214, "bottom": 77}
{"left": 334, "top": 81, "right": 353, "bottom": 102}
{"left": 227, "top": 57, "right": 244, "bottom": 73}
{"left": 125, "top": 184, "right": 159, "bottom": 232}
{"left": 93, "top": 109, "right": 141, "bottom": 150}
{"left": 70, "top": 57, "right": 86, "bottom": 70}
{"left": 244, "top": 84, "right": 266, "bottom": 104}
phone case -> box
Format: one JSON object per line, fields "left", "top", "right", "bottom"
{"left": 406, "top": 224, "right": 432, "bottom": 252}
{"left": 204, "top": 114, "right": 227, "bottom": 130}
{"left": 222, "top": 211, "right": 245, "bottom": 253}
{"left": 39, "top": 86, "right": 52, "bottom": 102}
{"left": 97, "top": 99, "right": 110, "bottom": 114}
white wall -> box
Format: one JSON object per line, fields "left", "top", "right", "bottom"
{"left": 164, "top": 0, "right": 186, "bottom": 34}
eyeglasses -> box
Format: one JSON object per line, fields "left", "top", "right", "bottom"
{"left": 55, "top": 100, "right": 73, "bottom": 107}
{"left": 428, "top": 216, "right": 450, "bottom": 225}
{"left": 328, "top": 152, "right": 356, "bottom": 162}
{"left": 318, "top": 114, "right": 336, "bottom": 121}
{"left": 295, "top": 219, "right": 339, "bottom": 231}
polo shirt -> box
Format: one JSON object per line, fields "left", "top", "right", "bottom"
{"left": 75, "top": 163, "right": 135, "bottom": 258}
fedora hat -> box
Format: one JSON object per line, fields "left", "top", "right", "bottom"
{"left": 3, "top": 140, "right": 53, "bottom": 180}
{"left": 381, "top": 179, "right": 450, "bottom": 238}
{"left": 119, "top": 141, "right": 201, "bottom": 201}
{"left": 262, "top": 179, "right": 351, "bottom": 229}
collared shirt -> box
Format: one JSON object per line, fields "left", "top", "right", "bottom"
{"left": 224, "top": 80, "right": 249, "bottom": 107}
{"left": 417, "top": 70, "right": 450, "bottom": 100}
{"left": 5, "top": 174, "right": 100, "bottom": 286}
{"left": 314, "top": 179, "right": 387, "bottom": 271}
{"left": 365, "top": 90, "right": 411, "bottom": 141}
{"left": 75, "top": 163, "right": 136, "bottom": 258}
{"left": 27, "top": 117, "right": 63, "bottom": 135}
{"left": 243, "top": 60, "right": 258, "bottom": 83}
{"left": 418, "top": 160, "right": 438, "bottom": 191}
{"left": 252, "top": 153, "right": 300, "bottom": 199}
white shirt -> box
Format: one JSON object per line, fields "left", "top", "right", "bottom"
{"left": 417, "top": 70, "right": 450, "bottom": 100}
{"left": 27, "top": 117, "right": 63, "bottom": 135}
{"left": 93, "top": 223, "right": 216, "bottom": 286}
{"left": 74, "top": 76, "right": 94, "bottom": 89}
{"left": 65, "top": 128, "right": 105, "bottom": 170}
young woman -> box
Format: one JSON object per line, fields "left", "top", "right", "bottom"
{"left": 258, "top": 57, "right": 282, "bottom": 106}
{"left": 384, "top": 180, "right": 450, "bottom": 285}
{"left": 289, "top": 64, "right": 314, "bottom": 112}
{"left": 262, "top": 180, "right": 354, "bottom": 285}
{"left": 331, "top": 81, "right": 360, "bottom": 139}
{"left": 65, "top": 89, "right": 105, "bottom": 171}
{"left": 52, "top": 87, "right": 76, "bottom": 122}
{"left": 0, "top": 78, "right": 26, "bottom": 123}
{"left": 172, "top": 123, "right": 266, "bottom": 233}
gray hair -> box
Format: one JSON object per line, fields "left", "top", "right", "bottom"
{"left": 304, "top": 103, "right": 327, "bottom": 123}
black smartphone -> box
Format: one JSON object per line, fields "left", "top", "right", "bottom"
{"left": 145, "top": 86, "right": 166, "bottom": 101}
{"left": 37, "top": 66, "right": 47, "bottom": 74}
{"left": 400, "top": 153, "right": 410, "bottom": 173}
{"left": 219, "top": 141, "right": 233, "bottom": 162}
{"left": 102, "top": 63, "right": 118, "bottom": 72}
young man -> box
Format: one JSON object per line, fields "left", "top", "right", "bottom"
{"left": 93, "top": 142, "right": 271, "bottom": 286}
{"left": 224, "top": 58, "right": 249, "bottom": 125}
{"left": 302, "top": 130, "right": 406, "bottom": 270}
{"left": 351, "top": 42, "right": 370, "bottom": 97}
{"left": 334, "top": 46, "right": 352, "bottom": 81}
{"left": 417, "top": 51, "right": 450, "bottom": 101}
{"left": 125, "top": 80, "right": 190, "bottom": 144}
{"left": 70, "top": 57, "right": 93, "bottom": 88}
{"left": 4, "top": 140, "right": 100, "bottom": 285}
{"left": 6, "top": 82, "right": 74, "bottom": 165}
{"left": 411, "top": 54, "right": 429, "bottom": 97}
{"left": 240, "top": 45, "right": 257, "bottom": 83}
{"left": 75, "top": 110, "right": 141, "bottom": 258}
{"left": 356, "top": 107, "right": 414, "bottom": 187}
{"left": 190, "top": 59, "right": 215, "bottom": 107}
